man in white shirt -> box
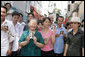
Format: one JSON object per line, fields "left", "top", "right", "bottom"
{"left": 11, "top": 11, "right": 20, "bottom": 56}
{"left": 1, "top": 6, "right": 15, "bottom": 56}
{"left": 16, "top": 13, "right": 25, "bottom": 39}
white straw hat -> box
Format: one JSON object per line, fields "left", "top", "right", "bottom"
{"left": 70, "top": 17, "right": 81, "bottom": 23}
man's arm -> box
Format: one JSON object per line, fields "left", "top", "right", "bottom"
{"left": 6, "top": 21, "right": 15, "bottom": 56}
{"left": 52, "top": 27, "right": 56, "bottom": 44}
{"left": 52, "top": 34, "right": 56, "bottom": 44}
{"left": 82, "top": 48, "right": 84, "bottom": 56}
{"left": 6, "top": 41, "right": 13, "bottom": 56}
{"left": 63, "top": 44, "right": 68, "bottom": 56}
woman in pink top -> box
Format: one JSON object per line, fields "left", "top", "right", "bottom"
{"left": 39, "top": 17, "right": 56, "bottom": 56}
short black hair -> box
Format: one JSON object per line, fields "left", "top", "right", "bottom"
{"left": 12, "top": 11, "right": 20, "bottom": 17}
{"left": 37, "top": 20, "right": 42, "bottom": 25}
{"left": 4, "top": 3, "right": 11, "bottom": 8}
{"left": 1, "top": 6, "right": 7, "bottom": 12}
{"left": 82, "top": 19, "right": 84, "bottom": 23}
{"left": 56, "top": 16, "right": 64, "bottom": 21}
{"left": 27, "top": 12, "right": 34, "bottom": 17}
{"left": 19, "top": 13, "right": 23, "bottom": 17}
{"left": 42, "top": 17, "right": 51, "bottom": 25}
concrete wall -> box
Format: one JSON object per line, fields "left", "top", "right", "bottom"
{"left": 78, "top": 1, "right": 84, "bottom": 17}
{"left": 68, "top": 1, "right": 84, "bottom": 21}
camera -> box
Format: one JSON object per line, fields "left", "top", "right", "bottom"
{"left": 29, "top": 32, "right": 34, "bottom": 39}
{"left": 3, "top": 22, "right": 8, "bottom": 30}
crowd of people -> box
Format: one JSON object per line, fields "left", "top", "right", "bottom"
{"left": 1, "top": 3, "right": 84, "bottom": 56}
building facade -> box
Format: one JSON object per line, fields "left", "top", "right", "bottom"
{"left": 67, "top": 1, "right": 84, "bottom": 21}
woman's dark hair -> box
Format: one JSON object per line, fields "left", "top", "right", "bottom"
{"left": 27, "top": 12, "right": 34, "bottom": 17}
{"left": 82, "top": 19, "right": 84, "bottom": 23}
{"left": 12, "top": 11, "right": 20, "bottom": 17}
{"left": 1, "top": 6, "right": 7, "bottom": 12}
{"left": 37, "top": 20, "right": 42, "bottom": 25}
{"left": 81, "top": 19, "right": 84, "bottom": 27}
{"left": 4, "top": 3, "right": 11, "bottom": 8}
{"left": 42, "top": 17, "right": 51, "bottom": 25}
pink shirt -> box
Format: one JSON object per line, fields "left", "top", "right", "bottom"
{"left": 39, "top": 30, "right": 54, "bottom": 51}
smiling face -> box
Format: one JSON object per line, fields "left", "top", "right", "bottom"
{"left": 29, "top": 19, "right": 38, "bottom": 31}
{"left": 1, "top": 7, "right": 7, "bottom": 22}
{"left": 28, "top": 14, "right": 33, "bottom": 20}
{"left": 43, "top": 19, "right": 51, "bottom": 28}
{"left": 5, "top": 4, "right": 11, "bottom": 11}
{"left": 12, "top": 15, "right": 19, "bottom": 25}
{"left": 57, "top": 17, "right": 63, "bottom": 26}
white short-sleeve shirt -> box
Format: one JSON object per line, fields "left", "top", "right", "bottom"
{"left": 1, "top": 20, "right": 15, "bottom": 56}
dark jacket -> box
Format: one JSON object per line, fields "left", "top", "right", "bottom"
{"left": 66, "top": 29, "right": 84, "bottom": 56}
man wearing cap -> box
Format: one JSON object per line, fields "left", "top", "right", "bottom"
{"left": 63, "top": 17, "right": 84, "bottom": 56}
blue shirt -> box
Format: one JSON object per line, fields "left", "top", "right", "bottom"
{"left": 54, "top": 26, "right": 67, "bottom": 54}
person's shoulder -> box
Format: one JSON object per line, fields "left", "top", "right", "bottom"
{"left": 7, "top": 9, "right": 14, "bottom": 13}
{"left": 78, "top": 29, "right": 84, "bottom": 34}
{"left": 68, "top": 29, "right": 72, "bottom": 32}
{"left": 22, "top": 30, "right": 29, "bottom": 35}
{"left": 25, "top": 24, "right": 28, "bottom": 26}
{"left": 22, "top": 22, "right": 26, "bottom": 24}
{"left": 5, "top": 20, "right": 13, "bottom": 25}
{"left": 22, "top": 22, "right": 26, "bottom": 26}
{"left": 36, "top": 30, "right": 40, "bottom": 33}
{"left": 36, "top": 30, "right": 42, "bottom": 35}
{"left": 62, "top": 26, "right": 66, "bottom": 29}
{"left": 61, "top": 26, "right": 67, "bottom": 31}
{"left": 38, "top": 30, "right": 42, "bottom": 33}
{"left": 68, "top": 30, "right": 73, "bottom": 35}
{"left": 49, "top": 30, "right": 53, "bottom": 33}
{"left": 49, "top": 30, "right": 54, "bottom": 35}
{"left": 17, "top": 22, "right": 20, "bottom": 24}
{"left": 16, "top": 22, "right": 20, "bottom": 26}
{"left": 23, "top": 30, "right": 29, "bottom": 33}
{"left": 5, "top": 19, "right": 11, "bottom": 22}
